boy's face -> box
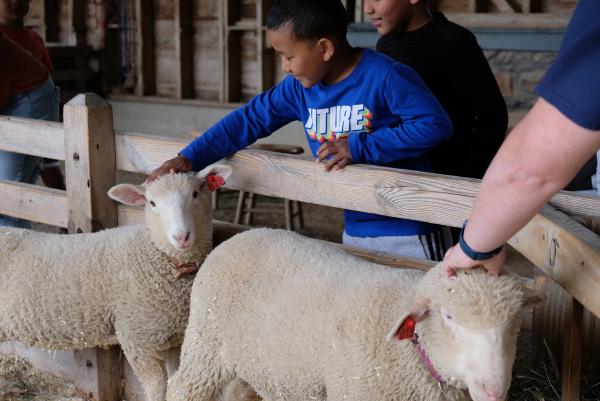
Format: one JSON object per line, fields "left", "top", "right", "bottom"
{"left": 267, "top": 25, "right": 331, "bottom": 89}
{"left": 0, "top": 0, "right": 31, "bottom": 25}
{"left": 364, "top": 0, "right": 415, "bottom": 35}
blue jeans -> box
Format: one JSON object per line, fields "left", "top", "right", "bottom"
{"left": 0, "top": 77, "right": 59, "bottom": 228}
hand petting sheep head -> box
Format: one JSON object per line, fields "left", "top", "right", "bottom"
{"left": 388, "top": 267, "right": 542, "bottom": 401}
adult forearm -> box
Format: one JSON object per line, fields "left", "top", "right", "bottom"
{"left": 463, "top": 98, "right": 600, "bottom": 252}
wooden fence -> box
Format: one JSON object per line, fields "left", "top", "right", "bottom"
{"left": 1, "top": 93, "right": 600, "bottom": 401}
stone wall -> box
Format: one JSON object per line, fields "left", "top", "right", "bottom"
{"left": 487, "top": 50, "right": 557, "bottom": 111}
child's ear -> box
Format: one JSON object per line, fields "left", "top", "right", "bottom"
{"left": 317, "top": 38, "right": 335, "bottom": 63}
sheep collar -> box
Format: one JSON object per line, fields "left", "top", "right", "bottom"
{"left": 166, "top": 254, "right": 200, "bottom": 279}
{"left": 412, "top": 332, "right": 450, "bottom": 398}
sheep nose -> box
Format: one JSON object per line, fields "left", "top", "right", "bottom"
{"left": 483, "top": 385, "right": 504, "bottom": 401}
{"left": 174, "top": 232, "right": 190, "bottom": 246}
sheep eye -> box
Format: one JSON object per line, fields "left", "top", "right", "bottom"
{"left": 193, "top": 191, "right": 198, "bottom": 199}
{"left": 149, "top": 200, "right": 156, "bottom": 207}
{"left": 444, "top": 313, "right": 453, "bottom": 320}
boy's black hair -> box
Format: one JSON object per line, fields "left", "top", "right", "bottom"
{"left": 266, "top": 0, "right": 349, "bottom": 42}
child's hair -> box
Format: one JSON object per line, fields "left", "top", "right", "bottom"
{"left": 266, "top": 0, "right": 348, "bottom": 42}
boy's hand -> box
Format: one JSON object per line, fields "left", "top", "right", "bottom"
{"left": 316, "top": 137, "right": 353, "bottom": 171}
{"left": 146, "top": 155, "right": 193, "bottom": 182}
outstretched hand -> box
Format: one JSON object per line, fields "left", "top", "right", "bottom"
{"left": 442, "top": 243, "right": 506, "bottom": 277}
{"left": 316, "top": 137, "right": 352, "bottom": 171}
{"left": 146, "top": 155, "right": 193, "bottom": 182}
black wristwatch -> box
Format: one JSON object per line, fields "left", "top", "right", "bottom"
{"left": 458, "top": 221, "right": 504, "bottom": 261}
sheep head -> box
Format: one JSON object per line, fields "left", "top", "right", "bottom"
{"left": 388, "top": 265, "right": 542, "bottom": 401}
{"left": 107, "top": 164, "right": 232, "bottom": 253}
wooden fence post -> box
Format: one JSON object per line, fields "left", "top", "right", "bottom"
{"left": 63, "top": 93, "right": 122, "bottom": 401}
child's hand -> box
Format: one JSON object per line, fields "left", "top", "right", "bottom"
{"left": 316, "top": 137, "right": 353, "bottom": 171}
{"left": 146, "top": 155, "right": 193, "bottom": 182}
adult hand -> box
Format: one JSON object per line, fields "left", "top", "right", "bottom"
{"left": 146, "top": 155, "right": 193, "bottom": 182}
{"left": 442, "top": 243, "right": 506, "bottom": 277}
{"left": 316, "top": 137, "right": 352, "bottom": 171}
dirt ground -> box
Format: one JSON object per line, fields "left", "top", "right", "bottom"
{"left": 3, "top": 174, "right": 598, "bottom": 401}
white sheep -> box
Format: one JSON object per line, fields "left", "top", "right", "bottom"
{"left": 168, "top": 228, "right": 540, "bottom": 401}
{"left": 0, "top": 164, "right": 232, "bottom": 401}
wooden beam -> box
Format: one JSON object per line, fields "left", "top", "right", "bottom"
{"left": 0, "top": 180, "right": 67, "bottom": 227}
{"left": 114, "top": 142, "right": 600, "bottom": 221}
{"left": 63, "top": 93, "right": 121, "bottom": 401}
{"left": 44, "top": 0, "right": 59, "bottom": 42}
{"left": 71, "top": 0, "right": 86, "bottom": 45}
{"left": 135, "top": 0, "right": 156, "bottom": 96}
{"left": 175, "top": 0, "right": 195, "bottom": 99}
{"left": 64, "top": 94, "right": 118, "bottom": 233}
{"left": 0, "top": 116, "right": 64, "bottom": 160}
{"left": 447, "top": 12, "right": 570, "bottom": 30}
{"left": 562, "top": 297, "right": 583, "bottom": 401}
{"left": 489, "top": 0, "right": 516, "bottom": 13}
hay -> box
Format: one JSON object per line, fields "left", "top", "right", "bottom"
{"left": 509, "top": 338, "right": 600, "bottom": 401}
{"left": 0, "top": 354, "right": 87, "bottom": 401}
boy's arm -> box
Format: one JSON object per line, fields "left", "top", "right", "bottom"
{"left": 178, "top": 77, "right": 301, "bottom": 172}
{"left": 348, "top": 66, "right": 452, "bottom": 165}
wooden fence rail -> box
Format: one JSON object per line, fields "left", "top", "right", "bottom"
{"left": 1, "top": 93, "right": 599, "bottom": 401}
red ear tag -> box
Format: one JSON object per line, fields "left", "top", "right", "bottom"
{"left": 396, "top": 316, "right": 416, "bottom": 341}
{"left": 206, "top": 174, "right": 225, "bottom": 192}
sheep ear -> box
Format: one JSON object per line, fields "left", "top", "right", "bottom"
{"left": 197, "top": 164, "right": 233, "bottom": 182}
{"left": 521, "top": 286, "right": 544, "bottom": 306}
{"left": 197, "top": 164, "right": 233, "bottom": 192}
{"left": 386, "top": 297, "right": 430, "bottom": 342}
{"left": 108, "top": 184, "right": 147, "bottom": 206}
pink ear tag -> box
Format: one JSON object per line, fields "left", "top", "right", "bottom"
{"left": 396, "top": 316, "right": 416, "bottom": 341}
{"left": 206, "top": 174, "right": 225, "bottom": 192}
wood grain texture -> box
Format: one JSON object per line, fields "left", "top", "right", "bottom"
{"left": 0, "top": 116, "right": 64, "bottom": 160}
{"left": 0, "top": 180, "right": 67, "bottom": 227}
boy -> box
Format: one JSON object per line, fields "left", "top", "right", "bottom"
{"left": 0, "top": 0, "right": 63, "bottom": 228}
{"left": 149, "top": 0, "right": 452, "bottom": 260}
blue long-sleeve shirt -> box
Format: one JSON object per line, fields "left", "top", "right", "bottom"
{"left": 180, "top": 48, "right": 452, "bottom": 237}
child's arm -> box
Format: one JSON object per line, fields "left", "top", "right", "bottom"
{"left": 148, "top": 77, "right": 302, "bottom": 179}
{"left": 348, "top": 65, "right": 452, "bottom": 165}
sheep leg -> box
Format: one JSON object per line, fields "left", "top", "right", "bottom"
{"left": 119, "top": 339, "right": 169, "bottom": 401}
{"left": 167, "top": 342, "right": 233, "bottom": 401}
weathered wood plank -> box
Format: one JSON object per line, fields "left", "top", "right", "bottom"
{"left": 489, "top": 0, "right": 516, "bottom": 13}
{"left": 562, "top": 297, "right": 583, "bottom": 401}
{"left": 114, "top": 142, "right": 600, "bottom": 220}
{"left": 0, "top": 116, "right": 64, "bottom": 160}
{"left": 0, "top": 180, "right": 67, "bottom": 227}
{"left": 63, "top": 93, "right": 121, "bottom": 401}
{"left": 64, "top": 94, "right": 118, "bottom": 233}
{"left": 175, "top": 0, "right": 195, "bottom": 99}
{"left": 136, "top": 0, "right": 156, "bottom": 96}
{"left": 447, "top": 12, "right": 569, "bottom": 29}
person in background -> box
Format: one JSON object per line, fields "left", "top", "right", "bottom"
{"left": 442, "top": 0, "right": 600, "bottom": 276}
{"left": 148, "top": 0, "right": 453, "bottom": 261}
{"left": 364, "top": 0, "right": 508, "bottom": 257}
{"left": 0, "top": 0, "right": 60, "bottom": 228}
{"left": 0, "top": 0, "right": 65, "bottom": 205}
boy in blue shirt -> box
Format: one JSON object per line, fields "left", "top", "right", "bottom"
{"left": 149, "top": 0, "right": 452, "bottom": 260}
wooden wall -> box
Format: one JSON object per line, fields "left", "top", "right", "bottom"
{"left": 25, "top": 0, "right": 578, "bottom": 103}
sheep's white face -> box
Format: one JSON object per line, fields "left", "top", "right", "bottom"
{"left": 144, "top": 177, "right": 205, "bottom": 250}
{"left": 388, "top": 267, "right": 541, "bottom": 401}
{"left": 108, "top": 164, "right": 233, "bottom": 252}
{"left": 436, "top": 307, "right": 520, "bottom": 401}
